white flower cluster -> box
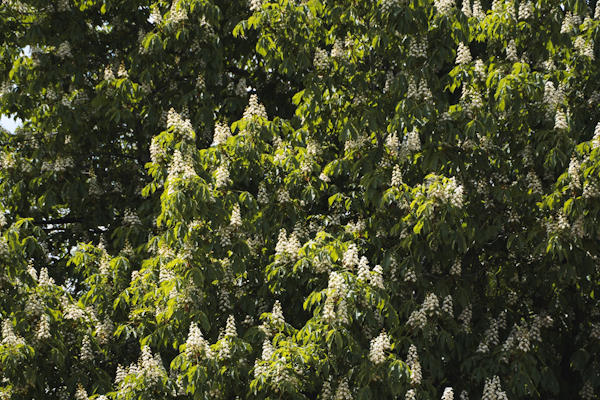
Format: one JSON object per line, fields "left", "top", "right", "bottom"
{"left": 56, "top": 41, "right": 72, "bottom": 59}
{"left": 442, "top": 295, "right": 453, "bottom": 316}
{"left": 386, "top": 132, "right": 399, "bottom": 156}
{"left": 74, "top": 384, "right": 88, "bottom": 400}
{"left": 406, "top": 76, "right": 432, "bottom": 101}
{"left": 275, "top": 229, "right": 301, "bottom": 263}
{"left": 243, "top": 94, "right": 267, "bottom": 120}
{"left": 225, "top": 315, "right": 237, "bottom": 337}
{"left": 391, "top": 164, "right": 403, "bottom": 187}
{"left": 450, "top": 258, "right": 461, "bottom": 275}
{"left": 458, "top": 304, "right": 472, "bottom": 332}
{"left": 560, "top": 12, "right": 575, "bottom": 34}
{"left": 477, "top": 314, "right": 505, "bottom": 353}
{"left": 149, "top": 137, "right": 166, "bottom": 164}
{"left": 323, "top": 272, "right": 348, "bottom": 324}
{"left": 583, "top": 181, "right": 600, "bottom": 199}
{"left": 342, "top": 243, "right": 359, "bottom": 269}
{"left": 526, "top": 171, "right": 542, "bottom": 194}
{"left": 115, "top": 346, "right": 168, "bottom": 391}
{"left": 543, "top": 81, "right": 565, "bottom": 111}
{"left": 554, "top": 109, "right": 568, "bottom": 130}
{"left": 167, "top": 150, "right": 196, "bottom": 183}
{"left": 403, "top": 129, "right": 421, "bottom": 152}
{"left": 461, "top": 0, "right": 471, "bottom": 16}
{"left": 169, "top": 1, "right": 188, "bottom": 24}
{"left": 271, "top": 300, "right": 285, "bottom": 327}
{"left": 253, "top": 339, "right": 275, "bottom": 378}
{"left": 409, "top": 36, "right": 428, "bottom": 58}
{"left": 249, "top": 0, "right": 262, "bottom": 12}
{"left": 408, "top": 293, "right": 439, "bottom": 329}
{"left": 371, "top": 265, "right": 384, "bottom": 289}
{"left": 590, "top": 322, "right": 600, "bottom": 340}
{"left": 215, "top": 162, "right": 230, "bottom": 189}
{"left": 117, "top": 62, "right": 128, "bottom": 78}
{"left": 185, "top": 323, "right": 213, "bottom": 359}
{"left": 472, "top": 0, "right": 485, "bottom": 19}
{"left": 427, "top": 176, "right": 465, "bottom": 208}
{"left": 580, "top": 381, "right": 595, "bottom": 400}
{"left": 568, "top": 157, "right": 581, "bottom": 190}
{"left": 80, "top": 336, "right": 93, "bottom": 361}
{"left": 456, "top": 43, "right": 472, "bottom": 65}
{"left": 36, "top": 314, "right": 51, "bottom": 341}
{"left": 96, "top": 317, "right": 114, "bottom": 344}
{"left": 434, "top": 0, "right": 455, "bottom": 15}
{"left": 230, "top": 203, "right": 242, "bottom": 228}
{"left": 123, "top": 209, "right": 141, "bottom": 226}
{"left": 167, "top": 108, "right": 195, "bottom": 140}
{"left": 481, "top": 376, "right": 508, "bottom": 400}
{"left": 313, "top": 48, "right": 329, "bottom": 71}
{"left": 1, "top": 320, "right": 25, "bottom": 347}
{"left": 506, "top": 39, "right": 518, "bottom": 62}
{"left": 41, "top": 157, "right": 74, "bottom": 173}
{"left": 380, "top": 0, "right": 400, "bottom": 14}
{"left": 592, "top": 121, "right": 600, "bottom": 149}
{"left": 406, "top": 345, "right": 422, "bottom": 385}
{"left": 404, "top": 267, "right": 417, "bottom": 282}
{"left": 574, "top": 36, "right": 595, "bottom": 59}
{"left": 518, "top": 1, "right": 533, "bottom": 19}
{"left": 334, "top": 377, "right": 352, "bottom": 400}
{"left": 25, "top": 293, "right": 43, "bottom": 316}
{"left": 150, "top": 6, "right": 162, "bottom": 24}
{"left": 331, "top": 38, "right": 345, "bottom": 59}
{"left": 357, "top": 256, "right": 370, "bottom": 281}
{"left": 405, "top": 389, "right": 416, "bottom": 400}
{"left": 442, "top": 387, "right": 454, "bottom": 400}
{"left": 369, "top": 331, "right": 391, "bottom": 364}
{"left": 212, "top": 122, "right": 231, "bottom": 147}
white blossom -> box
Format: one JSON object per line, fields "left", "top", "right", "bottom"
{"left": 370, "top": 265, "right": 385, "bottom": 289}
{"left": 334, "top": 377, "right": 352, "bottom": 400}
{"left": 462, "top": 0, "right": 472, "bottom": 17}
{"left": 357, "top": 256, "right": 370, "bottom": 281}
{"left": 434, "top": 0, "right": 455, "bottom": 15}
{"left": 442, "top": 295, "right": 453, "bottom": 316}
{"left": 442, "top": 387, "right": 454, "bottom": 400}
{"left": 243, "top": 94, "right": 267, "bottom": 119}
{"left": 456, "top": 43, "right": 472, "bottom": 65}
{"left": 56, "top": 41, "right": 72, "bottom": 58}
{"left": 230, "top": 203, "right": 242, "bottom": 228}
{"left": 80, "top": 336, "right": 93, "bottom": 361}
{"left": 225, "top": 315, "right": 237, "bottom": 337}
{"left": 554, "top": 109, "right": 568, "bottom": 130}
{"left": 314, "top": 48, "right": 329, "bottom": 71}
{"left": 472, "top": 0, "right": 485, "bottom": 19}
{"left": 482, "top": 376, "right": 508, "bottom": 400}
{"left": 381, "top": 0, "right": 400, "bottom": 14}
{"left": 506, "top": 39, "right": 518, "bottom": 62}
{"left": 271, "top": 300, "right": 285, "bottom": 327}
{"left": 406, "top": 345, "right": 422, "bottom": 385}
{"left": 561, "top": 12, "right": 575, "bottom": 33}
{"left": 249, "top": 0, "right": 262, "bottom": 12}
{"left": 215, "top": 162, "right": 231, "bottom": 188}
{"left": 185, "top": 323, "right": 213, "bottom": 359}
{"left": 518, "top": 1, "right": 533, "bottom": 19}
{"left": 404, "top": 129, "right": 421, "bottom": 152}
{"left": 368, "top": 331, "right": 391, "bottom": 364}
{"left": 342, "top": 243, "right": 359, "bottom": 269}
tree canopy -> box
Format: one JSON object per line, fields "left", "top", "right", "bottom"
{"left": 1, "top": 0, "right": 600, "bottom": 399}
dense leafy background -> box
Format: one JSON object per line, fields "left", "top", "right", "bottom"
{"left": 1, "top": 0, "right": 600, "bottom": 399}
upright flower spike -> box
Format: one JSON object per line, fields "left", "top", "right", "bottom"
{"left": 456, "top": 42, "right": 472, "bottom": 64}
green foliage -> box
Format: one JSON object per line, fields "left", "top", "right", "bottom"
{"left": 1, "top": 0, "right": 600, "bottom": 399}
